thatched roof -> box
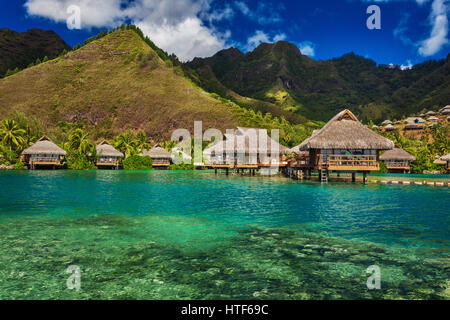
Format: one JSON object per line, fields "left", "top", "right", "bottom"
{"left": 405, "top": 122, "right": 424, "bottom": 129}
{"left": 143, "top": 144, "right": 172, "bottom": 158}
{"left": 380, "top": 147, "right": 415, "bottom": 161}
{"left": 427, "top": 116, "right": 440, "bottom": 121}
{"left": 381, "top": 120, "right": 392, "bottom": 126}
{"left": 298, "top": 109, "right": 394, "bottom": 151}
{"left": 204, "top": 127, "right": 290, "bottom": 155}
{"left": 442, "top": 109, "right": 450, "bottom": 115}
{"left": 289, "top": 145, "right": 309, "bottom": 156}
{"left": 96, "top": 141, "right": 124, "bottom": 157}
{"left": 405, "top": 117, "right": 426, "bottom": 124}
{"left": 441, "top": 154, "right": 450, "bottom": 161}
{"left": 22, "top": 136, "right": 66, "bottom": 156}
{"left": 434, "top": 158, "right": 446, "bottom": 165}
{"left": 384, "top": 124, "right": 396, "bottom": 131}
{"left": 426, "top": 110, "right": 437, "bottom": 116}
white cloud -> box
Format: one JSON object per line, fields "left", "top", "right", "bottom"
{"left": 393, "top": 13, "right": 414, "bottom": 45}
{"left": 244, "top": 30, "right": 270, "bottom": 51}
{"left": 273, "top": 33, "right": 287, "bottom": 42}
{"left": 24, "top": 0, "right": 233, "bottom": 61}
{"left": 243, "top": 31, "right": 289, "bottom": 51}
{"left": 234, "top": 1, "right": 283, "bottom": 25}
{"left": 138, "top": 18, "right": 228, "bottom": 61}
{"left": 400, "top": 59, "right": 413, "bottom": 70}
{"left": 418, "top": 0, "right": 449, "bottom": 56}
{"left": 297, "top": 41, "right": 315, "bottom": 57}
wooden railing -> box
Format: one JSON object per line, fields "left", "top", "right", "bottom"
{"left": 324, "top": 155, "right": 379, "bottom": 170}
{"left": 97, "top": 160, "right": 119, "bottom": 166}
{"left": 385, "top": 161, "right": 410, "bottom": 168}
{"left": 30, "top": 157, "right": 61, "bottom": 164}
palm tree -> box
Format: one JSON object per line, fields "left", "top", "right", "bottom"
{"left": 66, "top": 128, "right": 94, "bottom": 155}
{"left": 113, "top": 133, "right": 137, "bottom": 158}
{"left": 0, "top": 120, "right": 25, "bottom": 151}
{"left": 134, "top": 131, "right": 149, "bottom": 153}
{"left": 23, "top": 126, "right": 36, "bottom": 148}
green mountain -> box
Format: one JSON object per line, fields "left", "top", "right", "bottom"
{"left": 0, "top": 28, "right": 71, "bottom": 77}
{"left": 0, "top": 29, "right": 240, "bottom": 142}
{"left": 186, "top": 42, "right": 450, "bottom": 122}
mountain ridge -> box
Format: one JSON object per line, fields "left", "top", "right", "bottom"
{"left": 0, "top": 27, "right": 71, "bottom": 76}
{"left": 185, "top": 42, "right": 450, "bottom": 122}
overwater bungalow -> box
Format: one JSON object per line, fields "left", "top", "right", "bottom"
{"left": 95, "top": 141, "right": 124, "bottom": 170}
{"left": 291, "top": 109, "right": 394, "bottom": 183}
{"left": 425, "top": 110, "right": 438, "bottom": 117}
{"left": 204, "top": 127, "right": 290, "bottom": 174}
{"left": 143, "top": 144, "right": 172, "bottom": 168}
{"left": 380, "top": 147, "right": 416, "bottom": 173}
{"left": 21, "top": 136, "right": 66, "bottom": 169}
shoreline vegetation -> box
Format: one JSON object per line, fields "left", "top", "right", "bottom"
{"left": 0, "top": 26, "right": 448, "bottom": 175}
{"left": 0, "top": 112, "right": 449, "bottom": 174}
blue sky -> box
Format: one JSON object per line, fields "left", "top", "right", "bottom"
{"left": 1, "top": 0, "right": 448, "bottom": 66}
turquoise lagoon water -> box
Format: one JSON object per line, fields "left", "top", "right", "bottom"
{"left": 0, "top": 170, "right": 448, "bottom": 299}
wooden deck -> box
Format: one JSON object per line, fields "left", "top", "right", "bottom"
{"left": 324, "top": 155, "right": 379, "bottom": 171}
{"left": 152, "top": 162, "right": 171, "bottom": 167}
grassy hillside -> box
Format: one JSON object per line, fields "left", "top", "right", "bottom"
{"left": 0, "top": 28, "right": 71, "bottom": 77}
{"left": 0, "top": 29, "right": 239, "bottom": 142}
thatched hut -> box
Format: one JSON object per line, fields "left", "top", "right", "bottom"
{"left": 427, "top": 116, "right": 441, "bottom": 122}
{"left": 21, "top": 136, "right": 66, "bottom": 169}
{"left": 95, "top": 141, "right": 124, "bottom": 169}
{"left": 380, "top": 147, "right": 416, "bottom": 173}
{"left": 440, "top": 106, "right": 450, "bottom": 115}
{"left": 426, "top": 110, "right": 438, "bottom": 116}
{"left": 441, "top": 154, "right": 450, "bottom": 171}
{"left": 384, "top": 124, "right": 396, "bottom": 132}
{"left": 294, "top": 109, "right": 394, "bottom": 182}
{"left": 381, "top": 120, "right": 392, "bottom": 126}
{"left": 143, "top": 144, "right": 172, "bottom": 168}
{"left": 204, "top": 127, "right": 289, "bottom": 169}
{"left": 405, "top": 117, "right": 426, "bottom": 124}
{"left": 404, "top": 121, "right": 424, "bottom": 131}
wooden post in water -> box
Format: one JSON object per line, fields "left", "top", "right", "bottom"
{"left": 352, "top": 172, "right": 356, "bottom": 182}
{"left": 363, "top": 172, "right": 367, "bottom": 184}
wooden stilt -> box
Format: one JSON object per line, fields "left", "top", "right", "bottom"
{"left": 352, "top": 172, "right": 356, "bottom": 182}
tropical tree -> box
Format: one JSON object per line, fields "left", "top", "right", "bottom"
{"left": 113, "top": 133, "right": 137, "bottom": 158}
{"left": 22, "top": 126, "right": 36, "bottom": 148}
{"left": 66, "top": 128, "right": 94, "bottom": 155}
{"left": 0, "top": 120, "right": 25, "bottom": 151}
{"left": 134, "top": 131, "right": 150, "bottom": 153}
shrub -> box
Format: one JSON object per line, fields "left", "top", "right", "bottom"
{"left": 123, "top": 155, "right": 153, "bottom": 170}
{"left": 66, "top": 153, "right": 96, "bottom": 170}
{"left": 169, "top": 163, "right": 194, "bottom": 170}
{"left": 13, "top": 161, "right": 26, "bottom": 170}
